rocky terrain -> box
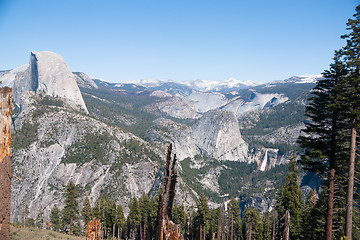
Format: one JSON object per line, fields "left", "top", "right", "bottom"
{"left": 0, "top": 51, "right": 320, "bottom": 220}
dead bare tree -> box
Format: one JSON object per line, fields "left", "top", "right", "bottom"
{"left": 156, "top": 144, "right": 184, "bottom": 240}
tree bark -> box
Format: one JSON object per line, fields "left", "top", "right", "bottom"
{"left": 231, "top": 214, "right": 233, "bottom": 240}
{"left": 345, "top": 120, "right": 357, "bottom": 240}
{"left": 248, "top": 222, "right": 252, "bottom": 240}
{"left": 155, "top": 144, "right": 183, "bottom": 240}
{"left": 272, "top": 211, "right": 276, "bottom": 240}
{"left": 325, "top": 168, "right": 335, "bottom": 240}
{"left": 0, "top": 87, "right": 12, "bottom": 240}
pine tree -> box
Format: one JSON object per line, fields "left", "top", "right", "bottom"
{"left": 172, "top": 203, "right": 188, "bottom": 236}
{"left": 127, "top": 197, "right": 140, "bottom": 239}
{"left": 192, "top": 193, "right": 211, "bottom": 240}
{"left": 297, "top": 58, "right": 348, "bottom": 240}
{"left": 62, "top": 181, "right": 79, "bottom": 235}
{"left": 105, "top": 199, "right": 117, "bottom": 237}
{"left": 243, "top": 208, "right": 263, "bottom": 240}
{"left": 99, "top": 196, "right": 108, "bottom": 223}
{"left": 339, "top": 5, "right": 360, "bottom": 239}
{"left": 92, "top": 200, "right": 101, "bottom": 220}
{"left": 81, "top": 196, "right": 92, "bottom": 225}
{"left": 209, "top": 207, "right": 220, "bottom": 239}
{"left": 227, "top": 198, "right": 241, "bottom": 240}
{"left": 139, "top": 193, "right": 152, "bottom": 239}
{"left": 50, "top": 205, "right": 62, "bottom": 232}
{"left": 115, "top": 203, "right": 125, "bottom": 239}
{"left": 301, "top": 189, "right": 325, "bottom": 240}
{"left": 275, "top": 156, "right": 303, "bottom": 240}
{"left": 262, "top": 211, "right": 274, "bottom": 240}
{"left": 148, "top": 196, "right": 159, "bottom": 238}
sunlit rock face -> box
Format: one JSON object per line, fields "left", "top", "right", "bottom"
{"left": 1, "top": 51, "right": 88, "bottom": 113}
{"left": 190, "top": 110, "right": 249, "bottom": 162}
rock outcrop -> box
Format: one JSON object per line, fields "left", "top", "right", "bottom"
{"left": 191, "top": 110, "right": 248, "bottom": 162}
{"left": 73, "top": 72, "right": 98, "bottom": 89}
{"left": 150, "top": 90, "right": 201, "bottom": 119}
{"left": 150, "top": 110, "right": 249, "bottom": 162}
{"left": 1, "top": 51, "right": 88, "bottom": 113}
{"left": 11, "top": 106, "right": 160, "bottom": 221}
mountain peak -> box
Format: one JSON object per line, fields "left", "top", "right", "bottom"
{"left": 1, "top": 51, "right": 88, "bottom": 113}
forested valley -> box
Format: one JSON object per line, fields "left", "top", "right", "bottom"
{"left": 5, "top": 3, "right": 360, "bottom": 240}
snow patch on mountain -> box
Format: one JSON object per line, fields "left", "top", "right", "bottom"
{"left": 123, "top": 78, "right": 172, "bottom": 87}
{"left": 273, "top": 74, "right": 323, "bottom": 84}
{"left": 184, "top": 77, "right": 260, "bottom": 92}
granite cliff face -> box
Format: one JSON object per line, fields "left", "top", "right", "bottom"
{"left": 147, "top": 110, "right": 249, "bottom": 162}
{"left": 191, "top": 110, "right": 248, "bottom": 161}
{"left": 2, "top": 51, "right": 320, "bottom": 220}
{"left": 1, "top": 51, "right": 88, "bottom": 113}
{"left": 11, "top": 104, "right": 161, "bottom": 221}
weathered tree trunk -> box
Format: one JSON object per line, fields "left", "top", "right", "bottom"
{"left": 326, "top": 111, "right": 339, "bottom": 240}
{"left": 230, "top": 214, "right": 233, "bottom": 240}
{"left": 140, "top": 222, "right": 143, "bottom": 240}
{"left": 325, "top": 168, "right": 335, "bottom": 240}
{"left": 87, "top": 218, "right": 101, "bottom": 240}
{"left": 143, "top": 223, "right": 146, "bottom": 240}
{"left": 248, "top": 222, "right": 252, "bottom": 240}
{"left": 0, "top": 87, "right": 12, "bottom": 240}
{"left": 155, "top": 144, "right": 183, "bottom": 240}
{"left": 283, "top": 210, "right": 290, "bottom": 240}
{"left": 113, "top": 223, "right": 115, "bottom": 240}
{"left": 272, "top": 211, "right": 277, "bottom": 240}
{"left": 345, "top": 120, "right": 357, "bottom": 240}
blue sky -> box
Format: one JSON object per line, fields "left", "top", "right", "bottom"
{"left": 0, "top": 0, "right": 358, "bottom": 83}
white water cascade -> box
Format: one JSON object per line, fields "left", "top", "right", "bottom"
{"left": 260, "top": 149, "right": 268, "bottom": 171}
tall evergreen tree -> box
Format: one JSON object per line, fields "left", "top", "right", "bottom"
{"left": 105, "top": 199, "right": 117, "bottom": 237}
{"left": 275, "top": 155, "right": 303, "bottom": 240}
{"left": 339, "top": 5, "right": 360, "bottom": 239}
{"left": 262, "top": 211, "right": 274, "bottom": 240}
{"left": 139, "top": 193, "right": 152, "bottom": 239}
{"left": 81, "top": 196, "right": 92, "bottom": 225}
{"left": 148, "top": 196, "right": 159, "bottom": 238}
{"left": 172, "top": 203, "right": 188, "bottom": 236}
{"left": 192, "top": 193, "right": 211, "bottom": 240}
{"left": 297, "top": 57, "right": 348, "bottom": 240}
{"left": 92, "top": 200, "right": 101, "bottom": 220}
{"left": 50, "top": 205, "right": 62, "bottom": 232}
{"left": 127, "top": 197, "right": 141, "bottom": 239}
{"left": 243, "top": 208, "right": 263, "bottom": 240}
{"left": 301, "top": 189, "right": 326, "bottom": 240}
{"left": 62, "top": 181, "right": 79, "bottom": 235}
{"left": 209, "top": 207, "right": 221, "bottom": 239}
{"left": 115, "top": 203, "right": 125, "bottom": 239}
{"left": 227, "top": 198, "right": 242, "bottom": 240}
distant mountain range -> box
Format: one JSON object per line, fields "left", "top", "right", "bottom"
{"left": 0, "top": 51, "right": 321, "bottom": 220}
